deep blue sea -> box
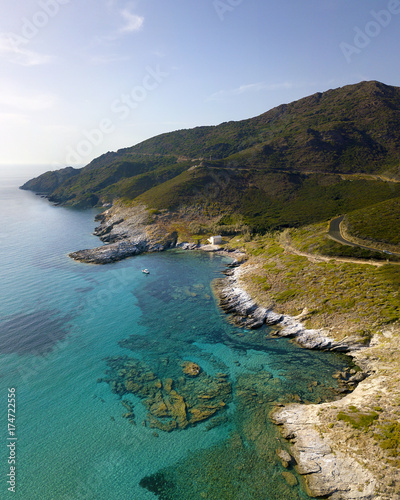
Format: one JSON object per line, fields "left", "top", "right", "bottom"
{"left": 0, "top": 172, "right": 352, "bottom": 499}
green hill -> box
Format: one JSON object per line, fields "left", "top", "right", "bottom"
{"left": 21, "top": 80, "right": 400, "bottom": 232}
{"left": 343, "top": 197, "right": 400, "bottom": 248}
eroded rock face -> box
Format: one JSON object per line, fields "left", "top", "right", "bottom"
{"left": 276, "top": 448, "right": 293, "bottom": 468}
{"left": 99, "top": 357, "right": 232, "bottom": 432}
{"left": 282, "top": 470, "right": 298, "bottom": 487}
{"left": 69, "top": 204, "right": 178, "bottom": 264}
{"left": 214, "top": 278, "right": 283, "bottom": 330}
{"left": 214, "top": 265, "right": 366, "bottom": 352}
{"left": 272, "top": 404, "right": 377, "bottom": 499}
{"left": 69, "top": 240, "right": 144, "bottom": 264}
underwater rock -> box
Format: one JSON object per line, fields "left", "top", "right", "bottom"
{"left": 205, "top": 414, "right": 229, "bottom": 431}
{"left": 167, "top": 390, "right": 188, "bottom": 427}
{"left": 147, "top": 414, "right": 178, "bottom": 433}
{"left": 182, "top": 361, "right": 201, "bottom": 376}
{"left": 101, "top": 356, "right": 232, "bottom": 432}
{"left": 124, "top": 380, "right": 143, "bottom": 393}
{"left": 150, "top": 400, "right": 169, "bottom": 418}
{"left": 121, "top": 409, "right": 136, "bottom": 424}
{"left": 164, "top": 378, "right": 173, "bottom": 393}
{"left": 188, "top": 407, "right": 218, "bottom": 423}
{"left": 276, "top": 448, "right": 293, "bottom": 468}
{"left": 121, "top": 399, "right": 134, "bottom": 413}
{"left": 282, "top": 471, "right": 298, "bottom": 486}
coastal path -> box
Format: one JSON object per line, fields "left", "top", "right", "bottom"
{"left": 279, "top": 227, "right": 400, "bottom": 268}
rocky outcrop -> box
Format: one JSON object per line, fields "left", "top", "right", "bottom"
{"left": 215, "top": 259, "right": 385, "bottom": 499}
{"left": 216, "top": 282, "right": 283, "bottom": 330}
{"left": 69, "top": 240, "right": 148, "bottom": 264}
{"left": 276, "top": 448, "right": 293, "bottom": 468}
{"left": 69, "top": 203, "right": 178, "bottom": 264}
{"left": 271, "top": 403, "right": 377, "bottom": 499}
{"left": 181, "top": 361, "right": 201, "bottom": 377}
{"left": 215, "top": 264, "right": 365, "bottom": 352}
{"left": 100, "top": 356, "right": 232, "bottom": 432}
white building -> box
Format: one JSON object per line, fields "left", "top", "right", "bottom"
{"left": 208, "top": 235, "right": 222, "bottom": 245}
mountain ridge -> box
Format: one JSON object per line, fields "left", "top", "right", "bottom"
{"left": 21, "top": 80, "right": 400, "bottom": 233}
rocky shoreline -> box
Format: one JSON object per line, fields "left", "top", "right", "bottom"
{"left": 271, "top": 401, "right": 377, "bottom": 499}
{"left": 68, "top": 203, "right": 242, "bottom": 264}
{"left": 68, "top": 205, "right": 393, "bottom": 498}
{"left": 69, "top": 204, "right": 179, "bottom": 264}
{"left": 214, "top": 263, "right": 366, "bottom": 353}
{"left": 212, "top": 259, "right": 386, "bottom": 500}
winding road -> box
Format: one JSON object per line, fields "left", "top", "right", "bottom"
{"left": 328, "top": 216, "right": 400, "bottom": 256}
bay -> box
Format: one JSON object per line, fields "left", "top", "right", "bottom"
{"left": 0, "top": 172, "right": 351, "bottom": 499}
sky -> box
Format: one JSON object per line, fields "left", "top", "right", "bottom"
{"left": 1, "top": 0, "right": 400, "bottom": 177}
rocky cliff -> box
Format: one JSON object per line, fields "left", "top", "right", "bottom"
{"left": 69, "top": 203, "right": 178, "bottom": 264}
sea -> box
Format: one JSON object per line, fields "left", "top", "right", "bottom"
{"left": 0, "top": 169, "right": 353, "bottom": 500}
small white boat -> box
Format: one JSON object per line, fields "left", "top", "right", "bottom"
{"left": 142, "top": 269, "right": 150, "bottom": 274}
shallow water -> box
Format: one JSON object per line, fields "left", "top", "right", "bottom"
{"left": 0, "top": 175, "right": 352, "bottom": 499}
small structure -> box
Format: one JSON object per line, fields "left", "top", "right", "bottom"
{"left": 208, "top": 235, "right": 222, "bottom": 245}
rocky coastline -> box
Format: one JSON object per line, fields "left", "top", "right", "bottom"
{"left": 68, "top": 202, "right": 240, "bottom": 264}
{"left": 69, "top": 204, "right": 179, "bottom": 264}
{"left": 212, "top": 260, "right": 389, "bottom": 500}
{"left": 271, "top": 401, "right": 377, "bottom": 499}
{"left": 68, "top": 204, "right": 397, "bottom": 498}
{"left": 214, "top": 263, "right": 366, "bottom": 353}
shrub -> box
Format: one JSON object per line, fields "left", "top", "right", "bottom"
{"left": 376, "top": 421, "right": 400, "bottom": 457}
{"left": 337, "top": 409, "right": 379, "bottom": 430}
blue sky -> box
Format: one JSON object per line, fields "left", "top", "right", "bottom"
{"left": 1, "top": 0, "right": 400, "bottom": 175}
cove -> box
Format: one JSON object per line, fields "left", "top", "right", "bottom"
{"left": 101, "top": 250, "right": 353, "bottom": 500}
{"left": 0, "top": 179, "right": 352, "bottom": 499}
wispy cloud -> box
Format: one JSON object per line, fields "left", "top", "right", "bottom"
{"left": 0, "top": 33, "right": 54, "bottom": 66}
{"left": 119, "top": 9, "right": 144, "bottom": 33}
{"left": 94, "top": 6, "right": 144, "bottom": 45}
{"left": 206, "top": 81, "right": 294, "bottom": 101}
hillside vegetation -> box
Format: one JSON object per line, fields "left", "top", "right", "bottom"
{"left": 343, "top": 197, "right": 400, "bottom": 248}
{"left": 21, "top": 80, "right": 400, "bottom": 235}
{"left": 228, "top": 225, "right": 400, "bottom": 337}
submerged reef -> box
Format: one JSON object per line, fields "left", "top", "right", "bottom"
{"left": 99, "top": 356, "right": 232, "bottom": 432}
{"left": 139, "top": 368, "right": 311, "bottom": 500}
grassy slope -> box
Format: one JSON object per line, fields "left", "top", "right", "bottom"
{"left": 290, "top": 221, "right": 400, "bottom": 261}
{"left": 136, "top": 165, "right": 400, "bottom": 234}
{"left": 47, "top": 155, "right": 184, "bottom": 207}
{"left": 228, "top": 225, "right": 400, "bottom": 340}
{"left": 129, "top": 80, "right": 400, "bottom": 175}
{"left": 227, "top": 224, "right": 400, "bottom": 495}
{"left": 21, "top": 81, "right": 400, "bottom": 221}
{"left": 343, "top": 197, "right": 400, "bottom": 248}
{"left": 20, "top": 166, "right": 80, "bottom": 194}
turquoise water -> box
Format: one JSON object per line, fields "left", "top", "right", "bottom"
{"left": 0, "top": 175, "right": 352, "bottom": 499}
